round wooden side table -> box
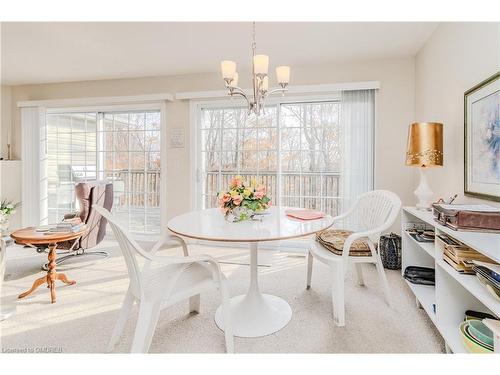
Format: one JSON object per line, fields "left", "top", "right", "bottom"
{"left": 10, "top": 226, "right": 87, "bottom": 303}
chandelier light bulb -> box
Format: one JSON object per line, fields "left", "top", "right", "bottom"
{"left": 276, "top": 66, "right": 290, "bottom": 85}
{"left": 253, "top": 55, "right": 269, "bottom": 76}
{"left": 221, "top": 60, "right": 237, "bottom": 80}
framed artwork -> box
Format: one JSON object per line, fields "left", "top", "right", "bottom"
{"left": 464, "top": 72, "right": 500, "bottom": 201}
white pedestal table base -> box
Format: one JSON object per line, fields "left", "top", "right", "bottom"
{"left": 214, "top": 242, "right": 292, "bottom": 338}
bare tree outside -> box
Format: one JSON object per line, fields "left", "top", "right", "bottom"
{"left": 200, "top": 102, "right": 341, "bottom": 215}
{"left": 46, "top": 102, "right": 342, "bottom": 232}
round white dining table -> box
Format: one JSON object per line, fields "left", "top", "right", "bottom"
{"left": 167, "top": 206, "right": 334, "bottom": 338}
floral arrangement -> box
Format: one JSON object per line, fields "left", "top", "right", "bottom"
{"left": 0, "top": 199, "right": 20, "bottom": 232}
{"left": 217, "top": 176, "right": 271, "bottom": 222}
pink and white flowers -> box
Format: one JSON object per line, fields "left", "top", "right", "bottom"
{"left": 217, "top": 176, "right": 271, "bottom": 221}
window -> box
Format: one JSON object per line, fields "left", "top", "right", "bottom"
{"left": 280, "top": 102, "right": 341, "bottom": 215}
{"left": 46, "top": 110, "right": 161, "bottom": 234}
{"left": 200, "top": 106, "right": 278, "bottom": 208}
{"left": 47, "top": 112, "right": 98, "bottom": 223}
{"left": 197, "top": 99, "right": 347, "bottom": 217}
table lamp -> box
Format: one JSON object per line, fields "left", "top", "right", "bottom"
{"left": 405, "top": 122, "right": 443, "bottom": 210}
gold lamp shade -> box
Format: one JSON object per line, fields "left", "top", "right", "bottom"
{"left": 406, "top": 122, "right": 443, "bottom": 167}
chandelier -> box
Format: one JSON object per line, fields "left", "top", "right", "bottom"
{"left": 220, "top": 22, "right": 290, "bottom": 116}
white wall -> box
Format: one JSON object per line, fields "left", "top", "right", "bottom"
{"left": 0, "top": 85, "right": 22, "bottom": 230}
{"left": 0, "top": 85, "right": 12, "bottom": 159}
{"left": 415, "top": 22, "right": 500, "bottom": 207}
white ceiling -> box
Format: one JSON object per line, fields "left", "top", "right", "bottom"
{"left": 1, "top": 22, "right": 438, "bottom": 85}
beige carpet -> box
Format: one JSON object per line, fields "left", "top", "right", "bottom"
{"left": 0, "top": 240, "right": 444, "bottom": 353}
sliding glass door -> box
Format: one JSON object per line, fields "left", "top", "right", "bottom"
{"left": 46, "top": 110, "right": 161, "bottom": 234}
{"left": 197, "top": 99, "right": 346, "bottom": 216}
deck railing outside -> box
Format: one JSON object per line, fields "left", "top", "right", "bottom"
{"left": 203, "top": 171, "right": 341, "bottom": 216}
{"left": 114, "top": 170, "right": 161, "bottom": 207}
{"left": 111, "top": 170, "right": 341, "bottom": 216}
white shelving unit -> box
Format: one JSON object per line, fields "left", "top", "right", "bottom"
{"left": 402, "top": 207, "right": 500, "bottom": 354}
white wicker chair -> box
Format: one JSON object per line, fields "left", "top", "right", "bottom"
{"left": 93, "top": 205, "right": 234, "bottom": 353}
{"left": 306, "top": 190, "right": 401, "bottom": 327}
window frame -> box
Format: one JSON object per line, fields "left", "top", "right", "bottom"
{"left": 45, "top": 102, "right": 167, "bottom": 234}
{"left": 190, "top": 93, "right": 343, "bottom": 214}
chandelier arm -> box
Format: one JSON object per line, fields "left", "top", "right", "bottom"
{"left": 228, "top": 86, "right": 249, "bottom": 100}
{"left": 227, "top": 88, "right": 252, "bottom": 111}
{"left": 228, "top": 86, "right": 246, "bottom": 96}
{"left": 260, "top": 87, "right": 289, "bottom": 113}
{"left": 265, "top": 87, "right": 288, "bottom": 97}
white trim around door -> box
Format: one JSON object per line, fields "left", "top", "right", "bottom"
{"left": 17, "top": 93, "right": 174, "bottom": 108}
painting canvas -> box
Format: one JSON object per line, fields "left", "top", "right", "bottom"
{"left": 465, "top": 72, "right": 500, "bottom": 201}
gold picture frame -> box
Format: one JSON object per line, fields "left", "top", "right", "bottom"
{"left": 464, "top": 72, "right": 500, "bottom": 202}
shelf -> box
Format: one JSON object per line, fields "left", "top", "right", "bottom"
{"left": 402, "top": 207, "right": 499, "bottom": 354}
{"left": 436, "top": 257, "right": 500, "bottom": 317}
{"left": 403, "top": 231, "right": 435, "bottom": 258}
{"left": 406, "top": 279, "right": 468, "bottom": 353}
{"left": 403, "top": 207, "right": 500, "bottom": 263}
{"left": 405, "top": 280, "right": 436, "bottom": 324}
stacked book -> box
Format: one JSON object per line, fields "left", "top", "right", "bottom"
{"left": 36, "top": 219, "right": 84, "bottom": 234}
{"left": 48, "top": 222, "right": 84, "bottom": 233}
{"left": 439, "top": 235, "right": 494, "bottom": 274}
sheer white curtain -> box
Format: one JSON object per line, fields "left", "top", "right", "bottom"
{"left": 339, "top": 89, "right": 375, "bottom": 215}
{"left": 21, "top": 106, "right": 48, "bottom": 226}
